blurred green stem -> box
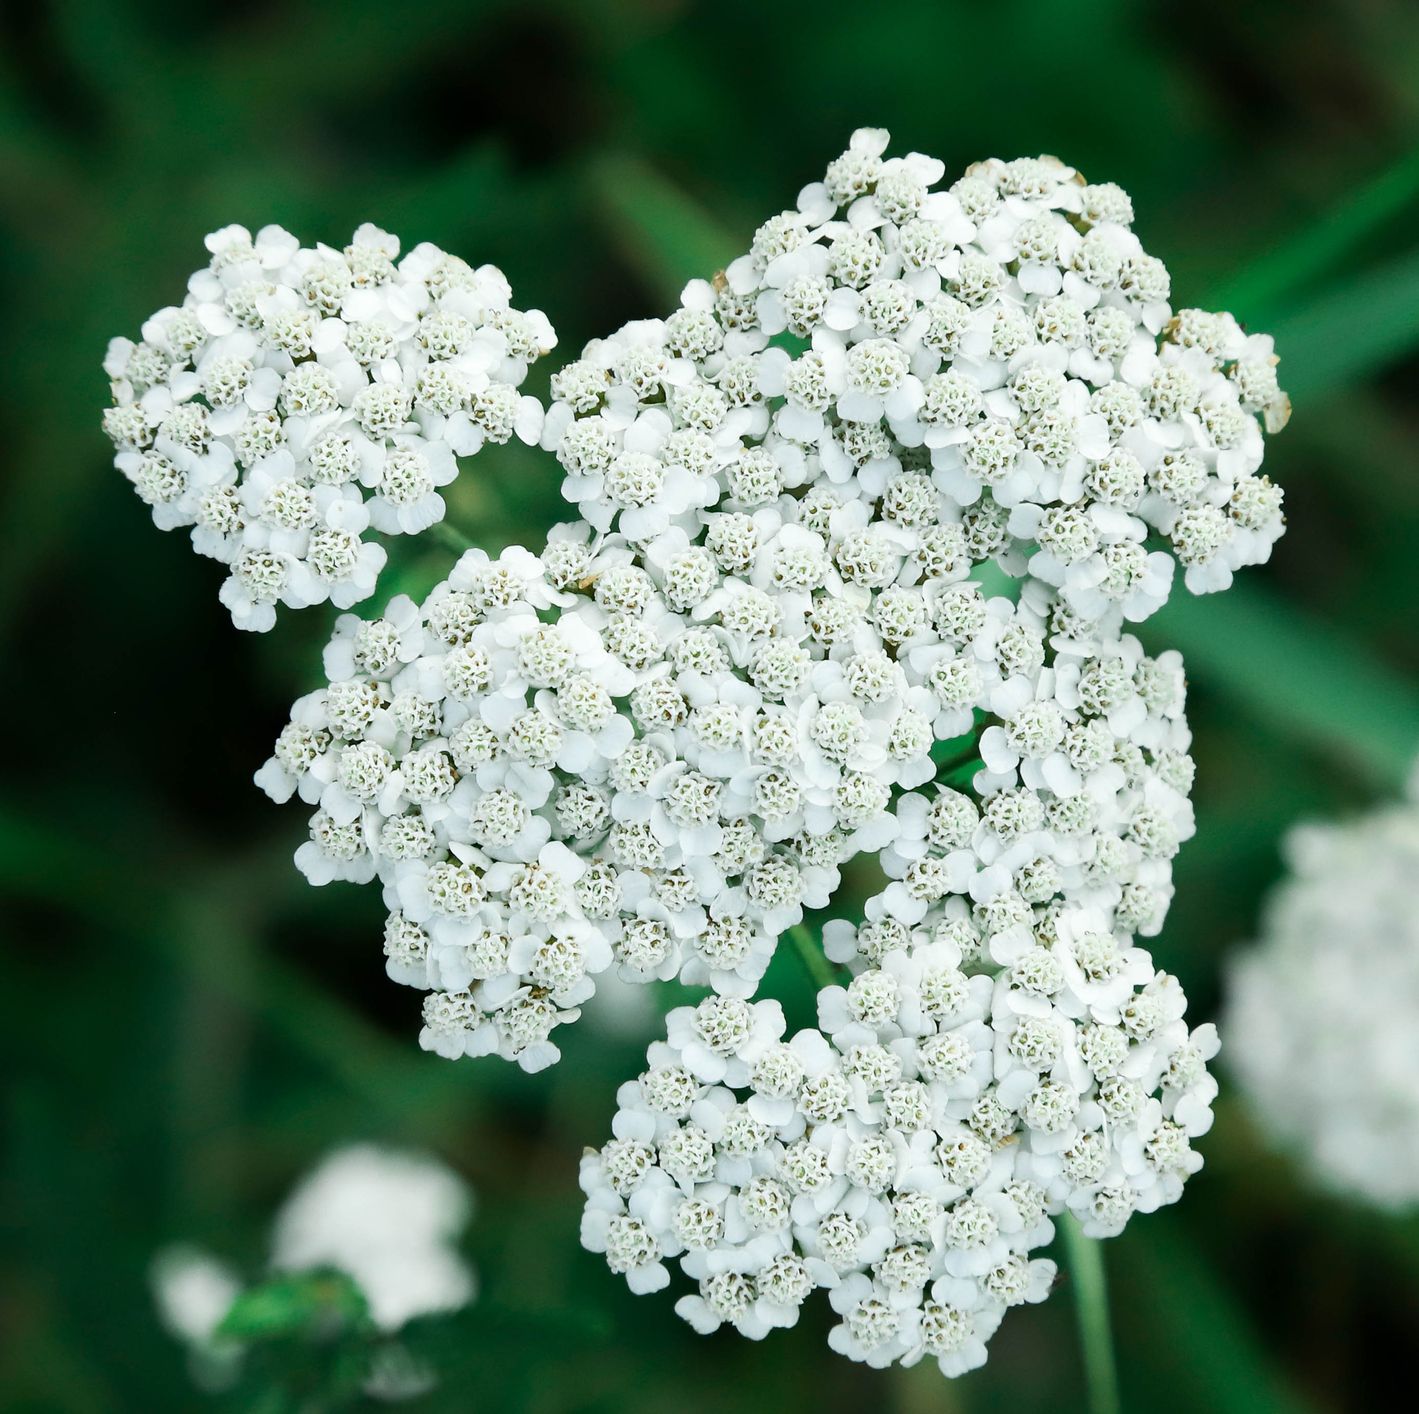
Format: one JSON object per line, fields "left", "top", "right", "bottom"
{"left": 1062, "top": 1216, "right": 1121, "bottom": 1414}
{"left": 786, "top": 923, "right": 837, "bottom": 992}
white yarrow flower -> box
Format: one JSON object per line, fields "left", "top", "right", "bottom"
{"left": 233, "top": 128, "right": 1288, "bottom": 1377}
{"left": 104, "top": 223, "right": 555, "bottom": 629}
{"left": 271, "top": 1143, "right": 476, "bottom": 1331}
{"left": 1225, "top": 787, "right": 1419, "bottom": 1209}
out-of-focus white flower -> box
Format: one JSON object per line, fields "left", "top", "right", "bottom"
{"left": 271, "top": 1144, "right": 476, "bottom": 1330}
{"left": 151, "top": 1245, "right": 242, "bottom": 1346}
{"left": 103, "top": 223, "right": 554, "bottom": 629}
{"left": 1225, "top": 789, "right": 1419, "bottom": 1209}
{"left": 150, "top": 1245, "right": 246, "bottom": 1393}
{"left": 153, "top": 1146, "right": 476, "bottom": 1402}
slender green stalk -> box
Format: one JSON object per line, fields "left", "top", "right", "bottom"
{"left": 786, "top": 922, "right": 838, "bottom": 991}
{"left": 1061, "top": 1215, "right": 1121, "bottom": 1414}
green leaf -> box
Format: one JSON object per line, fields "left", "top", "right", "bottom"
{"left": 1147, "top": 581, "right": 1419, "bottom": 791}
{"left": 218, "top": 1271, "right": 369, "bottom": 1342}
{"left": 1113, "top": 1221, "right": 1319, "bottom": 1414}
{"left": 1262, "top": 245, "right": 1419, "bottom": 398}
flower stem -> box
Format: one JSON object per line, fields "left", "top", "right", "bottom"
{"left": 1062, "top": 1215, "right": 1121, "bottom": 1414}
{"left": 786, "top": 922, "right": 837, "bottom": 992}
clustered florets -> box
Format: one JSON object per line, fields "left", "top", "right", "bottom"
{"left": 582, "top": 966, "right": 1213, "bottom": 1376}
{"left": 1225, "top": 784, "right": 1419, "bottom": 1209}
{"left": 103, "top": 223, "right": 554, "bottom": 629}
{"left": 242, "top": 127, "right": 1289, "bottom": 1374}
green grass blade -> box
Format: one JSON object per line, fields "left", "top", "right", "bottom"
{"left": 1148, "top": 581, "right": 1419, "bottom": 791}
{"left": 1262, "top": 245, "right": 1419, "bottom": 398}
{"left": 1213, "top": 147, "right": 1419, "bottom": 315}
{"left": 1113, "top": 1222, "right": 1319, "bottom": 1414}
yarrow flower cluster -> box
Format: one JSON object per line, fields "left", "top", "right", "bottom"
{"left": 117, "top": 128, "right": 1290, "bottom": 1379}
{"left": 103, "top": 223, "right": 553, "bottom": 629}
{"left": 261, "top": 131, "right": 1284, "bottom": 1077}
{"left": 583, "top": 963, "right": 1213, "bottom": 1375}
{"left": 153, "top": 1145, "right": 475, "bottom": 1399}
{"left": 1225, "top": 780, "right": 1419, "bottom": 1209}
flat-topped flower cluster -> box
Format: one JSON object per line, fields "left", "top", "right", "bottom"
{"left": 582, "top": 965, "right": 1213, "bottom": 1377}
{"left": 103, "top": 223, "right": 552, "bottom": 629}
{"left": 116, "top": 128, "right": 1288, "bottom": 1378}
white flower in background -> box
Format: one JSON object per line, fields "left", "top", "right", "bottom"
{"left": 153, "top": 1145, "right": 476, "bottom": 1400}
{"left": 1225, "top": 786, "right": 1419, "bottom": 1209}
{"left": 272, "top": 1144, "right": 476, "bottom": 1330}
{"left": 103, "top": 223, "right": 554, "bottom": 629}
{"left": 151, "top": 1246, "right": 247, "bottom": 1393}
{"left": 152, "top": 1245, "right": 244, "bottom": 1347}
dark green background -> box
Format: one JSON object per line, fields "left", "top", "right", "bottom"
{"left": 4, "top": 1, "right": 1419, "bottom": 1409}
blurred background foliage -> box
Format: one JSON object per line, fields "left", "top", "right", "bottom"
{"left": 3, "top": 0, "right": 1419, "bottom": 1409}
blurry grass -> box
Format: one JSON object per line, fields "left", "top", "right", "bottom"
{"left": 589, "top": 152, "right": 743, "bottom": 304}
{"left": 1265, "top": 247, "right": 1419, "bottom": 399}
{"left": 1213, "top": 145, "right": 1419, "bottom": 315}
{"left": 0, "top": 807, "right": 488, "bottom": 1132}
{"left": 1114, "top": 1215, "right": 1318, "bottom": 1414}
{"left": 1148, "top": 582, "right": 1419, "bottom": 791}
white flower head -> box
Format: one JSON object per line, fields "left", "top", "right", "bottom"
{"left": 239, "top": 127, "right": 1286, "bottom": 1379}
{"left": 582, "top": 921, "right": 1208, "bottom": 1375}
{"left": 104, "top": 224, "right": 555, "bottom": 629}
